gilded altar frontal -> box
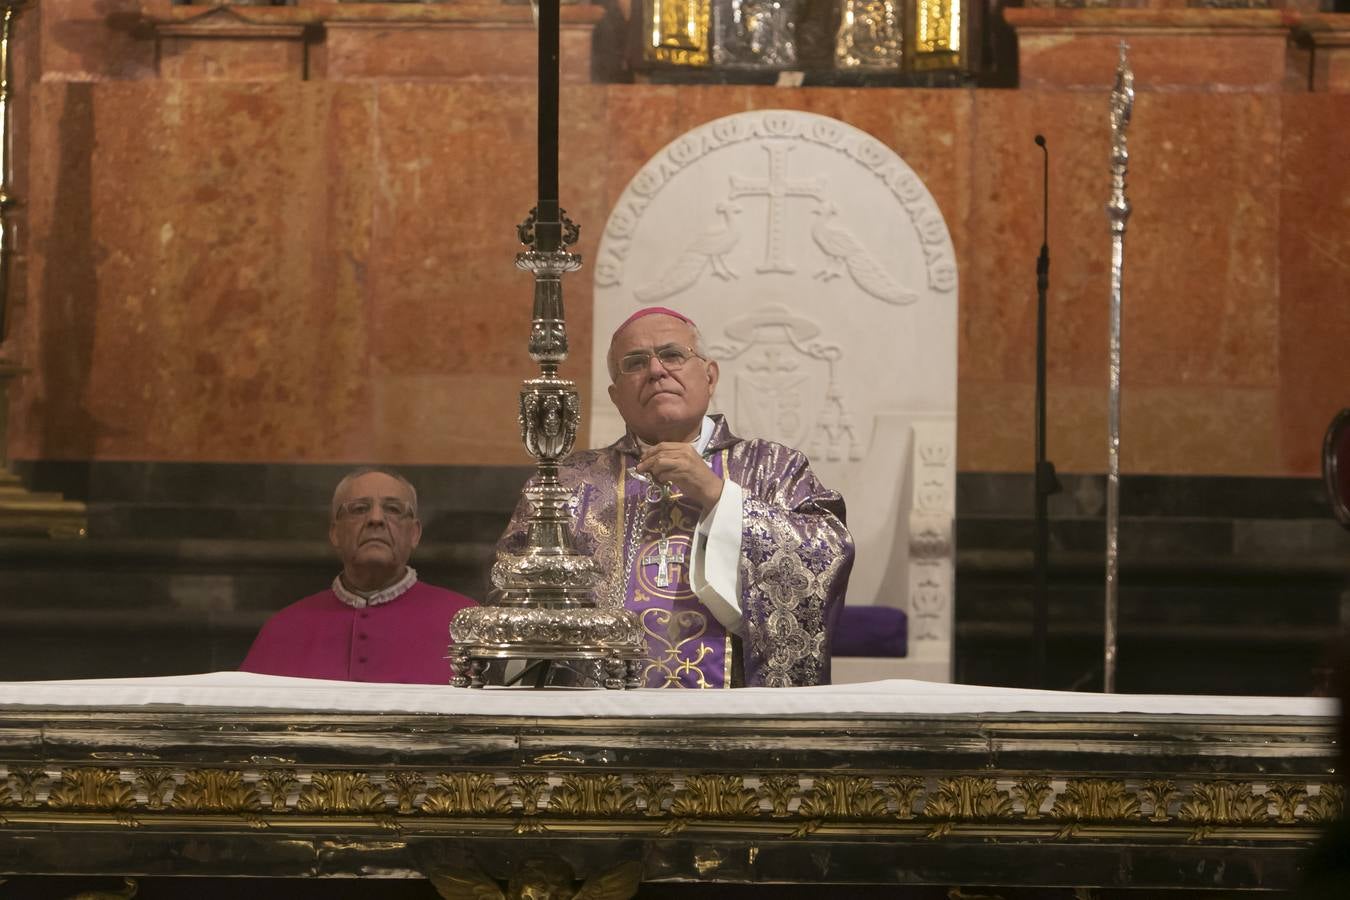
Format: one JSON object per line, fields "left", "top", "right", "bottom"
{"left": 1, "top": 0, "right": 1349, "bottom": 898}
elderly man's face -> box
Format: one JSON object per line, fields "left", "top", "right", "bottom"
{"left": 329, "top": 472, "right": 422, "bottom": 590}
{"left": 607, "top": 314, "right": 718, "bottom": 444}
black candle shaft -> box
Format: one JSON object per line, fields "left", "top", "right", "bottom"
{"left": 537, "top": 0, "right": 560, "bottom": 251}
{"left": 1032, "top": 134, "right": 1057, "bottom": 689}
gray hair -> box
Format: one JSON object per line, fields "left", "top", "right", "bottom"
{"left": 606, "top": 319, "right": 707, "bottom": 382}
{"left": 330, "top": 467, "right": 419, "bottom": 521}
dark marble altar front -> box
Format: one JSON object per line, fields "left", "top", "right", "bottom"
{"left": 0, "top": 692, "right": 1338, "bottom": 896}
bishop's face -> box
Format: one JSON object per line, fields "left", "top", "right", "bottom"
{"left": 329, "top": 472, "right": 422, "bottom": 591}
{"left": 607, "top": 315, "right": 719, "bottom": 445}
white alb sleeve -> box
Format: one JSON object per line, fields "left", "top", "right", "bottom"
{"left": 689, "top": 479, "right": 744, "bottom": 632}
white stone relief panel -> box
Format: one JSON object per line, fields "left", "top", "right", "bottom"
{"left": 706, "top": 305, "right": 864, "bottom": 463}
{"left": 635, "top": 203, "right": 744, "bottom": 302}
{"left": 811, "top": 203, "right": 918, "bottom": 305}
{"left": 592, "top": 110, "right": 957, "bottom": 680}
{"left": 907, "top": 420, "right": 956, "bottom": 658}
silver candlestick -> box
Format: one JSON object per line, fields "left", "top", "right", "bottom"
{"left": 446, "top": 0, "right": 645, "bottom": 690}
{"left": 449, "top": 213, "right": 646, "bottom": 689}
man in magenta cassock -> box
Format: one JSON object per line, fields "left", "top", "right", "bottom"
{"left": 499, "top": 307, "right": 854, "bottom": 688}
{"left": 241, "top": 468, "right": 476, "bottom": 683}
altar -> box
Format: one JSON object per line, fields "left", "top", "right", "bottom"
{"left": 0, "top": 675, "right": 1338, "bottom": 895}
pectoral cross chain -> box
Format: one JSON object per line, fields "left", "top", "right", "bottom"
{"left": 641, "top": 538, "right": 688, "bottom": 588}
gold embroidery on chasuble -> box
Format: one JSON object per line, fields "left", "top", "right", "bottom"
{"left": 617, "top": 451, "right": 732, "bottom": 689}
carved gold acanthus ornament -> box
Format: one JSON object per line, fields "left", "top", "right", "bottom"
{"left": 1, "top": 765, "right": 1339, "bottom": 843}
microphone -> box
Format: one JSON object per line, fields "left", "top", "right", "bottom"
{"left": 1035, "top": 135, "right": 1049, "bottom": 268}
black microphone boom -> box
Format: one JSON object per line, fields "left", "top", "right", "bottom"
{"left": 1033, "top": 134, "right": 1061, "bottom": 689}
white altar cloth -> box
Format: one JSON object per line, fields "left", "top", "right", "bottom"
{"left": 0, "top": 672, "right": 1335, "bottom": 719}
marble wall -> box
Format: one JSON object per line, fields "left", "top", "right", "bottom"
{"left": 4, "top": 2, "right": 1348, "bottom": 477}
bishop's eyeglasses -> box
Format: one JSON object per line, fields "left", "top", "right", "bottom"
{"left": 617, "top": 344, "right": 706, "bottom": 376}
{"left": 335, "top": 497, "right": 415, "bottom": 521}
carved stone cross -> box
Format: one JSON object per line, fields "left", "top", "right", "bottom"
{"left": 730, "top": 144, "right": 825, "bottom": 275}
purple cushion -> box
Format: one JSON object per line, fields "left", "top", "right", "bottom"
{"left": 832, "top": 606, "right": 908, "bottom": 658}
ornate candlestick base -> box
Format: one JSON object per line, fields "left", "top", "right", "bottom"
{"left": 451, "top": 598, "right": 646, "bottom": 689}
{"left": 451, "top": 454, "right": 646, "bottom": 689}
{"left": 450, "top": 229, "right": 647, "bottom": 689}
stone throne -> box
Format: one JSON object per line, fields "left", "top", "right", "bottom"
{"left": 591, "top": 110, "right": 958, "bottom": 683}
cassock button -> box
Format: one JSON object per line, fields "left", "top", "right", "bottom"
{"left": 357, "top": 633, "right": 368, "bottom": 640}
{"left": 358, "top": 656, "right": 368, "bottom": 664}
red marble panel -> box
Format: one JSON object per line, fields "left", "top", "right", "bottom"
{"left": 964, "top": 91, "right": 1108, "bottom": 388}
{"left": 361, "top": 84, "right": 608, "bottom": 372}
{"left": 1118, "top": 92, "right": 1281, "bottom": 389}
{"left": 957, "top": 381, "right": 1034, "bottom": 474}
{"left": 1277, "top": 94, "right": 1350, "bottom": 476}
{"left": 1007, "top": 10, "right": 1289, "bottom": 93}
{"left": 1019, "top": 32, "right": 1287, "bottom": 93}
{"left": 354, "top": 84, "right": 609, "bottom": 463}
{"left": 960, "top": 381, "right": 1280, "bottom": 475}
{"left": 36, "top": 0, "right": 156, "bottom": 82}
{"left": 371, "top": 374, "right": 533, "bottom": 466}
{"left": 602, "top": 85, "right": 681, "bottom": 219}
{"left": 157, "top": 34, "right": 307, "bottom": 82}
{"left": 324, "top": 22, "right": 599, "bottom": 84}
{"left": 1312, "top": 44, "right": 1350, "bottom": 93}
{"left": 964, "top": 90, "right": 1281, "bottom": 394}
{"left": 2, "top": 79, "right": 1333, "bottom": 475}
{"left": 12, "top": 82, "right": 376, "bottom": 463}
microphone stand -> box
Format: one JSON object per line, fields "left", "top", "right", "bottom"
{"left": 1033, "top": 134, "right": 1060, "bottom": 689}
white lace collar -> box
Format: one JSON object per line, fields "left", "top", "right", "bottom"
{"left": 331, "top": 567, "right": 418, "bottom": 609}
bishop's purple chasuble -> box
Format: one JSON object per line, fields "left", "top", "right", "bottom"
{"left": 500, "top": 415, "right": 854, "bottom": 687}
{"left": 240, "top": 581, "right": 477, "bottom": 684}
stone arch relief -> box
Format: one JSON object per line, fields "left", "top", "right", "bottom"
{"left": 591, "top": 110, "right": 958, "bottom": 681}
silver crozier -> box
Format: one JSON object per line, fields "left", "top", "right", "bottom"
{"left": 1103, "top": 44, "right": 1133, "bottom": 694}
